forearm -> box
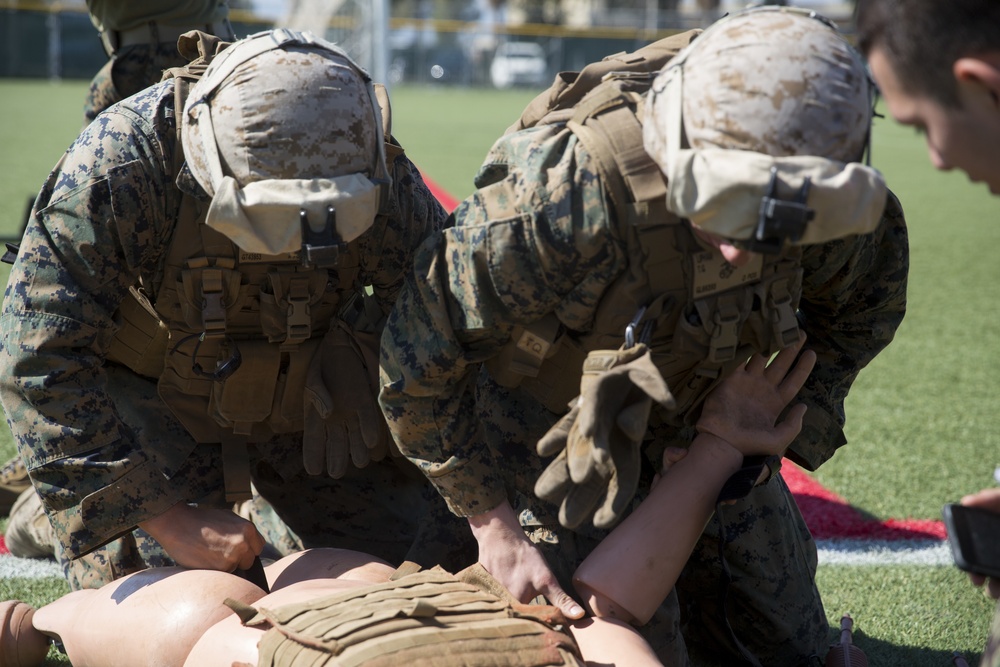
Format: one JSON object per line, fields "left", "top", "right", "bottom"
{"left": 0, "top": 316, "right": 181, "bottom": 558}
{"left": 573, "top": 433, "right": 743, "bottom": 625}
{"left": 49, "top": 452, "right": 181, "bottom": 559}
{"left": 378, "top": 265, "right": 511, "bottom": 516}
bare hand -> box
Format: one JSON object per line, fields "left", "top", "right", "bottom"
{"left": 696, "top": 337, "right": 816, "bottom": 457}
{"left": 468, "top": 502, "right": 585, "bottom": 619}
{"left": 139, "top": 502, "right": 265, "bottom": 572}
{"left": 961, "top": 488, "right": 1000, "bottom": 598}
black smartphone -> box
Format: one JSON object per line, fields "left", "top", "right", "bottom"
{"left": 942, "top": 503, "right": 1000, "bottom": 579}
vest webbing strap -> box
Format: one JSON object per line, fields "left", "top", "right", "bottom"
{"left": 569, "top": 85, "right": 667, "bottom": 205}
{"left": 221, "top": 432, "right": 252, "bottom": 503}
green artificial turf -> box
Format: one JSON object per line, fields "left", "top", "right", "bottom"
{"left": 815, "top": 114, "right": 1000, "bottom": 522}
{"left": 0, "top": 79, "right": 998, "bottom": 667}
{"left": 389, "top": 83, "right": 541, "bottom": 200}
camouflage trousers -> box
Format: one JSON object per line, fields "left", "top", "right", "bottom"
{"left": 57, "top": 443, "right": 477, "bottom": 591}
{"left": 982, "top": 602, "right": 1000, "bottom": 667}
{"left": 84, "top": 43, "right": 190, "bottom": 124}
{"left": 479, "top": 375, "right": 828, "bottom": 667}
{"left": 37, "top": 363, "right": 477, "bottom": 590}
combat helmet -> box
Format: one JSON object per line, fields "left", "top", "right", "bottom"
{"left": 643, "top": 6, "right": 888, "bottom": 253}
{"left": 180, "top": 29, "right": 390, "bottom": 262}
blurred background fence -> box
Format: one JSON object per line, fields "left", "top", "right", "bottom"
{"left": 0, "top": 0, "right": 856, "bottom": 88}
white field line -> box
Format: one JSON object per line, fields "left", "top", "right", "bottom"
{"left": 0, "top": 554, "right": 62, "bottom": 579}
{"left": 0, "top": 539, "right": 955, "bottom": 580}
{"left": 817, "top": 538, "right": 953, "bottom": 566}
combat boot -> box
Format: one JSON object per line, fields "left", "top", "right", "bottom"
{"left": 0, "top": 457, "right": 29, "bottom": 515}
{"left": 3, "top": 490, "right": 53, "bottom": 560}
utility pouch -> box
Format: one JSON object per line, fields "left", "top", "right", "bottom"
{"left": 208, "top": 339, "right": 281, "bottom": 435}
{"left": 176, "top": 262, "right": 245, "bottom": 335}
{"left": 158, "top": 333, "right": 221, "bottom": 443}
{"left": 105, "top": 285, "right": 169, "bottom": 379}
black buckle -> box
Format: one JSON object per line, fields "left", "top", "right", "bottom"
{"left": 301, "top": 206, "right": 347, "bottom": 269}
{"left": 171, "top": 332, "right": 243, "bottom": 381}
{"left": 746, "top": 167, "right": 814, "bottom": 255}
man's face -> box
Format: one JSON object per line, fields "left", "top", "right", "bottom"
{"left": 868, "top": 46, "right": 1000, "bottom": 194}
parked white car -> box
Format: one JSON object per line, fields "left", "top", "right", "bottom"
{"left": 490, "top": 42, "right": 547, "bottom": 89}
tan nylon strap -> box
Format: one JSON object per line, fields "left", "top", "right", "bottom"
{"left": 331, "top": 619, "right": 569, "bottom": 667}
{"left": 284, "top": 275, "right": 312, "bottom": 344}
{"left": 221, "top": 432, "right": 252, "bottom": 503}
{"left": 373, "top": 83, "right": 392, "bottom": 141}
{"left": 694, "top": 292, "right": 743, "bottom": 364}
{"left": 456, "top": 562, "right": 518, "bottom": 604}
{"left": 569, "top": 84, "right": 666, "bottom": 204}
{"left": 566, "top": 118, "right": 628, "bottom": 225}
{"left": 510, "top": 29, "right": 701, "bottom": 133}
{"left": 599, "top": 102, "right": 668, "bottom": 203}
{"left": 389, "top": 560, "right": 423, "bottom": 580}
{"left": 766, "top": 277, "right": 800, "bottom": 347}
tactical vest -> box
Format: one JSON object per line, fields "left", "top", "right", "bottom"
{"left": 105, "top": 36, "right": 396, "bottom": 452}
{"left": 485, "top": 31, "right": 803, "bottom": 425}
{"left": 227, "top": 563, "right": 585, "bottom": 667}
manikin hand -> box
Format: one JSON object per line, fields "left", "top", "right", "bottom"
{"left": 467, "top": 501, "right": 585, "bottom": 621}
{"left": 696, "top": 336, "right": 816, "bottom": 458}
{"left": 139, "top": 502, "right": 265, "bottom": 573}
{"left": 572, "top": 337, "right": 817, "bottom": 626}
{"left": 960, "top": 487, "right": 1000, "bottom": 598}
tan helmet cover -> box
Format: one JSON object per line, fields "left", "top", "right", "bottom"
{"left": 643, "top": 7, "right": 888, "bottom": 248}
{"left": 181, "top": 29, "right": 389, "bottom": 254}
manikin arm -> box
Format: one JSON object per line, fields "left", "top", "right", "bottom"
{"left": 573, "top": 339, "right": 816, "bottom": 625}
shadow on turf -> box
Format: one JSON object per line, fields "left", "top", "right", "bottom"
{"left": 836, "top": 624, "right": 982, "bottom": 667}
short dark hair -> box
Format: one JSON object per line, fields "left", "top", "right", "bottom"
{"left": 856, "top": 0, "right": 1000, "bottom": 107}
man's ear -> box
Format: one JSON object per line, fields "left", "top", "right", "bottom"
{"left": 954, "top": 54, "right": 1000, "bottom": 108}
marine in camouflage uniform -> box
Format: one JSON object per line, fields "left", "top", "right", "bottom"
{"left": 0, "top": 30, "right": 473, "bottom": 591}
{"left": 0, "top": 2, "right": 235, "bottom": 513}
{"left": 380, "top": 9, "right": 909, "bottom": 666}
{"left": 84, "top": 0, "right": 234, "bottom": 124}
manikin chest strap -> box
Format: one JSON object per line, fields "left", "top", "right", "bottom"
{"left": 226, "top": 564, "right": 585, "bottom": 667}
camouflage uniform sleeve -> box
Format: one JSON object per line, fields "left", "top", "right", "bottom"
{"left": 788, "top": 190, "right": 909, "bottom": 470}
{"left": 379, "top": 125, "right": 627, "bottom": 517}
{"left": 0, "top": 92, "right": 181, "bottom": 557}
{"left": 358, "top": 143, "right": 449, "bottom": 314}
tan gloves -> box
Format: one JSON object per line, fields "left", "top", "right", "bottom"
{"left": 303, "top": 319, "right": 391, "bottom": 478}
{"left": 534, "top": 344, "right": 675, "bottom": 530}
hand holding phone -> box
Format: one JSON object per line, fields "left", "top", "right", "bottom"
{"left": 942, "top": 503, "right": 1000, "bottom": 579}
